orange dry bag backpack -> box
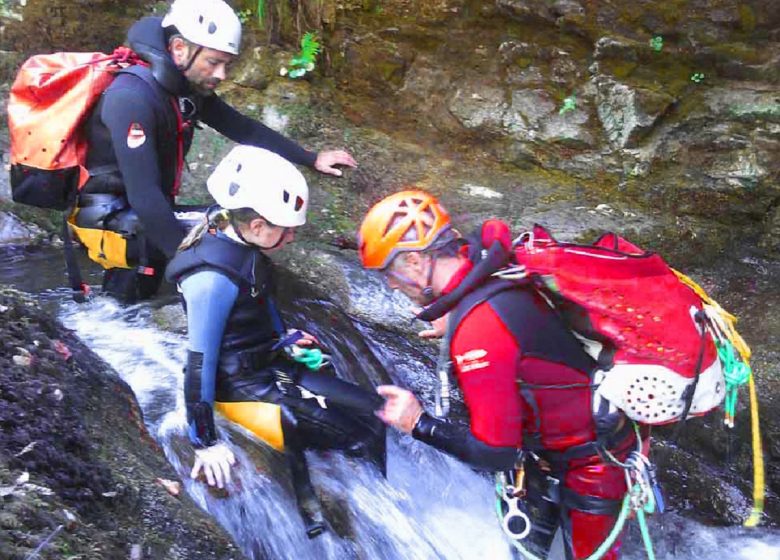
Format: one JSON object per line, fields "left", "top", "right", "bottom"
{"left": 8, "top": 47, "right": 140, "bottom": 210}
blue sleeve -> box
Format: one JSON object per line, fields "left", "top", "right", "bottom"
{"left": 180, "top": 270, "right": 239, "bottom": 443}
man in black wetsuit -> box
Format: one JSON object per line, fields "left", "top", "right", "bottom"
{"left": 78, "top": 0, "right": 356, "bottom": 302}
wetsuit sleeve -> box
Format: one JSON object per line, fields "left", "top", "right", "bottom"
{"left": 412, "top": 414, "right": 519, "bottom": 471}
{"left": 100, "top": 85, "right": 185, "bottom": 258}
{"left": 199, "top": 95, "right": 317, "bottom": 168}
{"left": 412, "top": 301, "right": 523, "bottom": 471}
{"left": 180, "top": 270, "right": 239, "bottom": 446}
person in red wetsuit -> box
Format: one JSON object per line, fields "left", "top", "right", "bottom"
{"left": 358, "top": 190, "right": 647, "bottom": 559}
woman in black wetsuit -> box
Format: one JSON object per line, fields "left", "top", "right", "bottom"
{"left": 165, "top": 145, "right": 385, "bottom": 538}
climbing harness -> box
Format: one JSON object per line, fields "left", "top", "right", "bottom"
{"left": 495, "top": 424, "right": 660, "bottom": 560}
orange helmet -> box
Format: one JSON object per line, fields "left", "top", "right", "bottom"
{"left": 358, "top": 190, "right": 451, "bottom": 269}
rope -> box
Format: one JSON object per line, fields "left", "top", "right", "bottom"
{"left": 496, "top": 487, "right": 655, "bottom": 560}
{"left": 672, "top": 269, "right": 751, "bottom": 361}
{"left": 718, "top": 340, "right": 751, "bottom": 428}
{"left": 496, "top": 424, "right": 657, "bottom": 560}
{"left": 743, "top": 371, "right": 765, "bottom": 527}
{"left": 672, "top": 269, "right": 764, "bottom": 526}
{"left": 288, "top": 346, "right": 330, "bottom": 371}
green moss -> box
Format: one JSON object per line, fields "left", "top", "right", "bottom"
{"left": 738, "top": 5, "right": 756, "bottom": 33}
{"left": 709, "top": 41, "right": 765, "bottom": 65}
{"left": 603, "top": 60, "right": 639, "bottom": 80}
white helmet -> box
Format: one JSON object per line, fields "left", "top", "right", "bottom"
{"left": 208, "top": 146, "right": 309, "bottom": 228}
{"left": 161, "top": 0, "right": 242, "bottom": 55}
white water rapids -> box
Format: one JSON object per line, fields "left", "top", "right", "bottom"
{"left": 55, "top": 278, "right": 780, "bottom": 560}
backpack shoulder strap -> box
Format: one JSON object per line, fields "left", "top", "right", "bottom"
{"left": 117, "top": 64, "right": 172, "bottom": 103}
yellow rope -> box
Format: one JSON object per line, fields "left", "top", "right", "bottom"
{"left": 743, "top": 372, "right": 765, "bottom": 527}
{"left": 672, "top": 270, "right": 751, "bottom": 360}
{"left": 671, "top": 269, "right": 764, "bottom": 526}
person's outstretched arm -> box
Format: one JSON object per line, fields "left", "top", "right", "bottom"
{"left": 377, "top": 302, "right": 523, "bottom": 471}
{"left": 180, "top": 270, "right": 239, "bottom": 488}
{"left": 200, "top": 95, "right": 357, "bottom": 176}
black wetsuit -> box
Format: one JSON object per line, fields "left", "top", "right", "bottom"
{"left": 165, "top": 231, "right": 385, "bottom": 533}
{"left": 80, "top": 17, "right": 317, "bottom": 302}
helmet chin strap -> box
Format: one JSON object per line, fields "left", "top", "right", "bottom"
{"left": 229, "top": 214, "right": 288, "bottom": 251}
{"left": 421, "top": 254, "right": 437, "bottom": 304}
{"left": 387, "top": 254, "right": 437, "bottom": 304}
{"left": 181, "top": 45, "right": 203, "bottom": 73}
{"left": 257, "top": 227, "right": 288, "bottom": 251}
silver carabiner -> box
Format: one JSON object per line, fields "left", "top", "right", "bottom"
{"left": 501, "top": 493, "right": 532, "bottom": 541}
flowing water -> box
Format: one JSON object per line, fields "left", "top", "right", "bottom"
{"left": 2, "top": 245, "right": 779, "bottom": 560}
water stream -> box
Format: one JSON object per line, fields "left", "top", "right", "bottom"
{"left": 2, "top": 245, "right": 778, "bottom": 559}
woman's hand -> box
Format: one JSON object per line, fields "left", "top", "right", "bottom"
{"left": 376, "top": 385, "right": 424, "bottom": 434}
{"left": 191, "top": 442, "right": 236, "bottom": 489}
{"left": 289, "top": 328, "right": 320, "bottom": 347}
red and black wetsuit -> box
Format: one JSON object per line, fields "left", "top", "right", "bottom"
{"left": 413, "top": 222, "right": 644, "bottom": 560}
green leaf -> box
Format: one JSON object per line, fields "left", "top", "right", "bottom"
{"left": 300, "top": 32, "right": 321, "bottom": 62}
{"left": 256, "top": 0, "right": 265, "bottom": 26}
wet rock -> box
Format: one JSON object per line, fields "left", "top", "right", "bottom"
{"left": 0, "top": 49, "right": 23, "bottom": 83}
{"left": 229, "top": 45, "right": 288, "bottom": 91}
{"left": 447, "top": 82, "right": 507, "bottom": 134}
{"left": 1, "top": 0, "right": 147, "bottom": 54}
{"left": 398, "top": 53, "right": 461, "bottom": 133}
{"left": 705, "top": 149, "right": 769, "bottom": 188}
{"left": 502, "top": 88, "right": 595, "bottom": 152}
{"left": 503, "top": 89, "right": 556, "bottom": 138}
{"left": 496, "top": 0, "right": 557, "bottom": 24}
{"left": 594, "top": 76, "right": 676, "bottom": 148}
{"left": 335, "top": 32, "right": 412, "bottom": 96}
{"left": 703, "top": 86, "right": 780, "bottom": 124}
{"left": 0, "top": 212, "right": 45, "bottom": 245}
{"left": 593, "top": 36, "right": 641, "bottom": 62}
{"left": 759, "top": 205, "right": 780, "bottom": 254}
{"left": 0, "top": 290, "right": 243, "bottom": 559}
{"left": 655, "top": 422, "right": 756, "bottom": 524}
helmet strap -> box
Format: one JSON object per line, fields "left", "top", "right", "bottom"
{"left": 182, "top": 45, "right": 203, "bottom": 73}
{"left": 421, "top": 254, "right": 437, "bottom": 303}
{"left": 231, "top": 213, "right": 289, "bottom": 251}
{"left": 256, "top": 227, "right": 288, "bottom": 251}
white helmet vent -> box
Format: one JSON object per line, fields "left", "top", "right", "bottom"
{"left": 228, "top": 182, "right": 240, "bottom": 196}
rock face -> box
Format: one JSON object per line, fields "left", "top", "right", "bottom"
{"left": 323, "top": 0, "right": 780, "bottom": 254}
{"left": 0, "top": 212, "right": 44, "bottom": 245}
{"left": 0, "top": 290, "right": 243, "bottom": 559}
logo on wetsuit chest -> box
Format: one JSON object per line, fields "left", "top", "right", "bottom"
{"left": 127, "top": 122, "right": 146, "bottom": 149}
{"left": 455, "top": 349, "right": 490, "bottom": 372}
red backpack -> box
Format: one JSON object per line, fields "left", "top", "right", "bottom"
{"left": 501, "top": 225, "right": 728, "bottom": 425}
{"left": 8, "top": 47, "right": 140, "bottom": 210}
